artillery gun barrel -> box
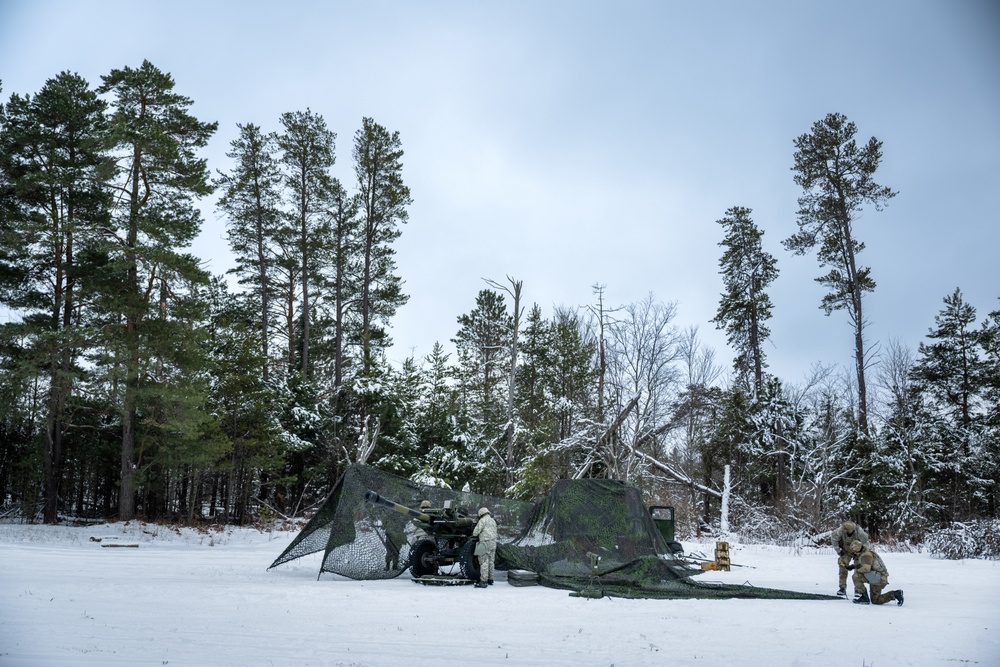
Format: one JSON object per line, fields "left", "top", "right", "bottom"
{"left": 363, "top": 490, "right": 432, "bottom": 523}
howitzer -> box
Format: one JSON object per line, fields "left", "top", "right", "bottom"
{"left": 363, "top": 490, "right": 481, "bottom": 580}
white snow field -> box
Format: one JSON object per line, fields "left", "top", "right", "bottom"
{"left": 0, "top": 522, "right": 997, "bottom": 667}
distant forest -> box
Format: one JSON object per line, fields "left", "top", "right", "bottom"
{"left": 1, "top": 61, "right": 997, "bottom": 542}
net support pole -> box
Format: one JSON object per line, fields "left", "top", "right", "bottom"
{"left": 720, "top": 464, "right": 731, "bottom": 537}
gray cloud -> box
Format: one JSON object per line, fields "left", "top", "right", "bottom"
{"left": 2, "top": 0, "right": 997, "bottom": 383}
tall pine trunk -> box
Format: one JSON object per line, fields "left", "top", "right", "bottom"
{"left": 43, "top": 229, "right": 71, "bottom": 523}
{"left": 119, "top": 144, "right": 143, "bottom": 522}
{"left": 255, "top": 185, "right": 271, "bottom": 384}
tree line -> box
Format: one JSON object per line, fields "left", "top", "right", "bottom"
{"left": 1, "top": 63, "right": 997, "bottom": 541}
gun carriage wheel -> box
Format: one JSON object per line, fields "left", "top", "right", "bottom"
{"left": 409, "top": 539, "right": 439, "bottom": 578}
{"left": 459, "top": 539, "right": 481, "bottom": 581}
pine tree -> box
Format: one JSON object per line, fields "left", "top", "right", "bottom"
{"left": 913, "top": 289, "right": 984, "bottom": 433}
{"left": 136, "top": 276, "right": 217, "bottom": 521}
{"left": 784, "top": 113, "right": 896, "bottom": 440}
{"left": 485, "top": 276, "right": 524, "bottom": 489}
{"left": 352, "top": 117, "right": 411, "bottom": 377}
{"left": 326, "top": 180, "right": 360, "bottom": 391}
{"left": 980, "top": 299, "right": 1000, "bottom": 427}
{"left": 97, "top": 60, "right": 217, "bottom": 521}
{"left": 414, "top": 342, "right": 467, "bottom": 488}
{"left": 369, "top": 357, "right": 422, "bottom": 477}
{"left": 872, "top": 339, "right": 930, "bottom": 529}
{"left": 712, "top": 205, "right": 778, "bottom": 397}
{"left": 0, "top": 335, "right": 38, "bottom": 516}
{"left": 277, "top": 109, "right": 336, "bottom": 380}
{"left": 453, "top": 289, "right": 511, "bottom": 492}
{"left": 705, "top": 386, "right": 753, "bottom": 511}
{"left": 511, "top": 305, "right": 600, "bottom": 496}
{"left": 199, "top": 279, "right": 283, "bottom": 520}
{"left": 510, "top": 304, "right": 557, "bottom": 496}
{"left": 217, "top": 123, "right": 283, "bottom": 383}
{"left": 516, "top": 304, "right": 554, "bottom": 446}
{"left": 549, "top": 307, "right": 599, "bottom": 441}
{"left": 910, "top": 288, "right": 988, "bottom": 520}
{"left": 0, "top": 71, "right": 111, "bottom": 522}
{"left": 977, "top": 298, "right": 1000, "bottom": 516}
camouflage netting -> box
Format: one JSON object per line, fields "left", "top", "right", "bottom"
{"left": 268, "top": 463, "right": 535, "bottom": 580}
{"left": 270, "top": 464, "right": 837, "bottom": 601}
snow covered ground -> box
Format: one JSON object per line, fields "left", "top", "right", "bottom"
{"left": 0, "top": 522, "right": 997, "bottom": 667}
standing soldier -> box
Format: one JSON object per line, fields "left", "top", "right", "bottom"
{"left": 381, "top": 520, "right": 405, "bottom": 571}
{"left": 832, "top": 521, "right": 869, "bottom": 598}
{"left": 848, "top": 540, "right": 904, "bottom": 606}
{"left": 472, "top": 506, "right": 498, "bottom": 588}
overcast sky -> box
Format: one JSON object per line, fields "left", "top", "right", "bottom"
{"left": 2, "top": 0, "right": 998, "bottom": 384}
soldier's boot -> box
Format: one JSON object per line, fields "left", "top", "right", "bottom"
{"left": 853, "top": 590, "right": 871, "bottom": 605}
{"left": 894, "top": 590, "right": 904, "bottom": 606}
{"left": 488, "top": 579, "right": 494, "bottom": 585}
{"left": 475, "top": 581, "right": 487, "bottom": 588}
{"left": 836, "top": 587, "right": 847, "bottom": 598}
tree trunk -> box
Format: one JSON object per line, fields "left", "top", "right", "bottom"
{"left": 120, "top": 401, "right": 137, "bottom": 521}
{"left": 841, "top": 204, "right": 869, "bottom": 439}
{"left": 255, "top": 185, "right": 270, "bottom": 384}
{"left": 42, "top": 405, "right": 63, "bottom": 523}
{"left": 286, "top": 278, "right": 296, "bottom": 370}
{"left": 300, "top": 181, "right": 310, "bottom": 378}
{"left": 119, "top": 142, "right": 142, "bottom": 523}
{"left": 749, "top": 283, "right": 762, "bottom": 398}
{"left": 854, "top": 322, "right": 868, "bottom": 437}
{"left": 43, "top": 220, "right": 75, "bottom": 523}
{"left": 504, "top": 279, "right": 522, "bottom": 489}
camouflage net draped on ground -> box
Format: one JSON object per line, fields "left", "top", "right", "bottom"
{"left": 270, "top": 464, "right": 837, "bottom": 601}
{"left": 269, "top": 463, "right": 535, "bottom": 580}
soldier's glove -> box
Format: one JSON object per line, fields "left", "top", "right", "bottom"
{"left": 845, "top": 564, "right": 855, "bottom": 571}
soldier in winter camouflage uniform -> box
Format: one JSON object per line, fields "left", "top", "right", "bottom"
{"left": 848, "top": 539, "right": 904, "bottom": 606}
{"left": 472, "top": 506, "right": 498, "bottom": 588}
{"left": 831, "top": 521, "right": 869, "bottom": 597}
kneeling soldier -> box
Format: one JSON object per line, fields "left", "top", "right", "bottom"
{"left": 832, "top": 521, "right": 869, "bottom": 597}
{"left": 848, "top": 539, "right": 904, "bottom": 606}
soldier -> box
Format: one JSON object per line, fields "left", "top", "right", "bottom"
{"left": 847, "top": 539, "right": 904, "bottom": 606}
{"left": 831, "top": 521, "right": 869, "bottom": 598}
{"left": 472, "top": 506, "right": 498, "bottom": 588}
{"left": 404, "top": 500, "right": 434, "bottom": 546}
{"left": 382, "top": 521, "right": 405, "bottom": 571}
